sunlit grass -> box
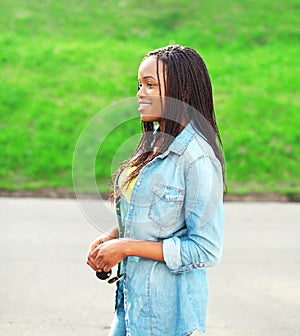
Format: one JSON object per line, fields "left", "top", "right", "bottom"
{"left": 0, "top": 0, "right": 299, "bottom": 195}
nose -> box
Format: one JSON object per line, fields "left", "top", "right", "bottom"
{"left": 137, "top": 84, "right": 145, "bottom": 99}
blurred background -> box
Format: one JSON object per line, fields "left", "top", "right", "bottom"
{"left": 0, "top": 0, "right": 299, "bottom": 197}
{"left": 1, "top": 2, "right": 299, "bottom": 335}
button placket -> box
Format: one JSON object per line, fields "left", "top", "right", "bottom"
{"left": 123, "top": 261, "right": 129, "bottom": 333}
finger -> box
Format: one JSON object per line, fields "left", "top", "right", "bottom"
{"left": 88, "top": 243, "right": 97, "bottom": 254}
{"left": 89, "top": 243, "right": 98, "bottom": 253}
{"left": 88, "top": 251, "right": 97, "bottom": 262}
{"left": 90, "top": 249, "right": 98, "bottom": 259}
{"left": 87, "top": 260, "right": 97, "bottom": 271}
{"left": 103, "top": 264, "right": 111, "bottom": 272}
{"left": 90, "top": 244, "right": 103, "bottom": 258}
{"left": 87, "top": 254, "right": 96, "bottom": 266}
{"left": 94, "top": 251, "right": 104, "bottom": 266}
{"left": 87, "top": 262, "right": 96, "bottom": 271}
{"left": 87, "top": 254, "right": 100, "bottom": 270}
{"left": 96, "top": 258, "right": 107, "bottom": 271}
{"left": 87, "top": 251, "right": 95, "bottom": 264}
{"left": 87, "top": 255, "right": 96, "bottom": 267}
{"left": 90, "top": 240, "right": 101, "bottom": 251}
{"left": 88, "top": 239, "right": 102, "bottom": 254}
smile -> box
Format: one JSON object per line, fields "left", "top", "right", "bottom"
{"left": 139, "top": 102, "right": 151, "bottom": 107}
{"left": 138, "top": 102, "right": 151, "bottom": 113}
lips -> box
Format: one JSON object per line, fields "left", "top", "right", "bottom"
{"left": 138, "top": 101, "right": 151, "bottom": 112}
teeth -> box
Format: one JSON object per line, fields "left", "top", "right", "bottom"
{"left": 140, "top": 103, "right": 151, "bottom": 107}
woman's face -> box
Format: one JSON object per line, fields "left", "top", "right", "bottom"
{"left": 137, "top": 56, "right": 165, "bottom": 123}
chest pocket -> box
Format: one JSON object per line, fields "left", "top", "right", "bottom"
{"left": 148, "top": 183, "right": 185, "bottom": 228}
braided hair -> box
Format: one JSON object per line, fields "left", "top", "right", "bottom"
{"left": 113, "top": 45, "right": 226, "bottom": 197}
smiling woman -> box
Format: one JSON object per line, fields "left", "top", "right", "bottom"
{"left": 87, "top": 45, "right": 226, "bottom": 336}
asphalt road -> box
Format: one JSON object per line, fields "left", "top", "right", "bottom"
{"left": 0, "top": 198, "right": 299, "bottom": 336}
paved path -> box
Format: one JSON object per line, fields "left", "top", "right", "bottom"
{"left": 0, "top": 198, "right": 299, "bottom": 336}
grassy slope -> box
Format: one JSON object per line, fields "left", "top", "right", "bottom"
{"left": 0, "top": 0, "right": 299, "bottom": 195}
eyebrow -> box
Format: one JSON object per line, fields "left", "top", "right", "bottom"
{"left": 141, "top": 75, "right": 157, "bottom": 80}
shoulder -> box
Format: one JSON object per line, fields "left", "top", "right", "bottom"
{"left": 163, "top": 122, "right": 217, "bottom": 167}
{"left": 181, "top": 123, "right": 215, "bottom": 165}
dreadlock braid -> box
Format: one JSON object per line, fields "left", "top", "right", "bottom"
{"left": 112, "top": 45, "right": 226, "bottom": 199}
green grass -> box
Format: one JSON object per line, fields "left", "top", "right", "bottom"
{"left": 0, "top": 0, "right": 299, "bottom": 196}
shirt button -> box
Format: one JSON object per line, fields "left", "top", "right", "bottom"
{"left": 130, "top": 205, "right": 133, "bottom": 210}
{"left": 127, "top": 230, "right": 130, "bottom": 235}
{"left": 137, "top": 181, "right": 141, "bottom": 186}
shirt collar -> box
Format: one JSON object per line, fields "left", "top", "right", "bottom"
{"left": 159, "top": 122, "right": 196, "bottom": 158}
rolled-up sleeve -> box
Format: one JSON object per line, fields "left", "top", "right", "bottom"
{"left": 162, "top": 155, "right": 224, "bottom": 274}
{"left": 162, "top": 236, "right": 182, "bottom": 270}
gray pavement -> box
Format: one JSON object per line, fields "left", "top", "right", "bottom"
{"left": 0, "top": 198, "right": 299, "bottom": 336}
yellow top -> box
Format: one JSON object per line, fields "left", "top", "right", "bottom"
{"left": 118, "top": 166, "right": 138, "bottom": 202}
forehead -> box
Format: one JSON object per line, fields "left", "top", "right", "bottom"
{"left": 138, "top": 56, "right": 164, "bottom": 77}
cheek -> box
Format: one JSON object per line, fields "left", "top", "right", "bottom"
{"left": 152, "top": 97, "right": 164, "bottom": 115}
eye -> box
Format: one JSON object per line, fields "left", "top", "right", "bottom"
{"left": 137, "top": 82, "right": 142, "bottom": 89}
{"left": 147, "top": 81, "right": 154, "bottom": 87}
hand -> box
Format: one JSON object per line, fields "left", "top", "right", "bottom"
{"left": 86, "top": 233, "right": 115, "bottom": 271}
{"left": 90, "top": 239, "right": 127, "bottom": 272}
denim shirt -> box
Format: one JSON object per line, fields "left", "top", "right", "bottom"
{"left": 114, "top": 122, "right": 224, "bottom": 336}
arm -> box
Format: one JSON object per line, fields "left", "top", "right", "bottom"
{"left": 163, "top": 155, "right": 224, "bottom": 273}
{"left": 123, "top": 239, "right": 164, "bottom": 261}
{"left": 92, "top": 238, "right": 164, "bottom": 272}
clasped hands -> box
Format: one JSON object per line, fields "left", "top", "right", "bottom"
{"left": 87, "top": 237, "right": 127, "bottom": 273}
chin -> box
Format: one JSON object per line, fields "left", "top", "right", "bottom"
{"left": 141, "top": 116, "right": 160, "bottom": 123}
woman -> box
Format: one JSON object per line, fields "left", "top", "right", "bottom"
{"left": 87, "top": 45, "right": 225, "bottom": 336}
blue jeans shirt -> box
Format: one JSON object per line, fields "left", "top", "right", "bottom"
{"left": 112, "top": 122, "right": 224, "bottom": 336}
